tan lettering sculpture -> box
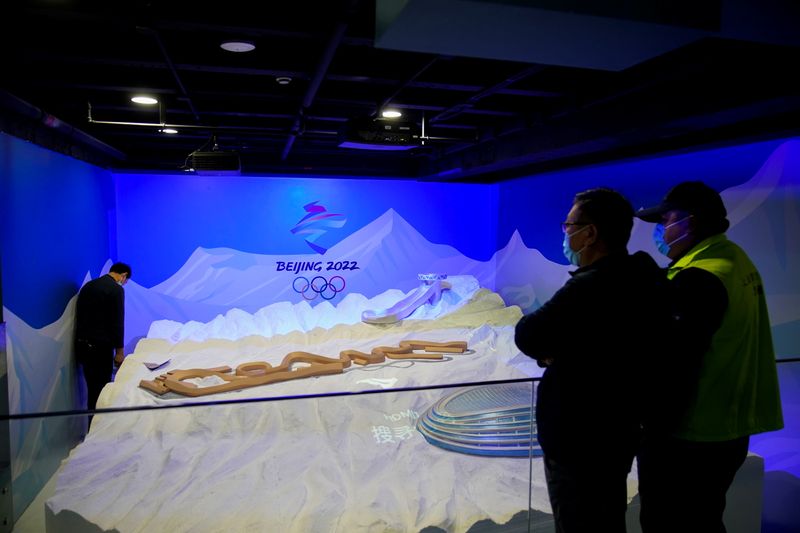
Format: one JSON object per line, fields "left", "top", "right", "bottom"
{"left": 139, "top": 340, "right": 468, "bottom": 397}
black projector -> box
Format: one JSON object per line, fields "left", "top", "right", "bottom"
{"left": 339, "top": 117, "right": 421, "bottom": 151}
{"left": 188, "top": 150, "right": 241, "bottom": 175}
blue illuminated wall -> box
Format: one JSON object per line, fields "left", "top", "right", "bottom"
{"left": 114, "top": 172, "right": 498, "bottom": 288}
{"left": 497, "top": 138, "right": 791, "bottom": 265}
{"left": 497, "top": 137, "right": 800, "bottom": 359}
{"left": 0, "top": 133, "right": 117, "bottom": 520}
{"left": 1, "top": 135, "right": 116, "bottom": 328}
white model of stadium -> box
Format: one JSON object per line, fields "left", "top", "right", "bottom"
{"left": 417, "top": 383, "right": 543, "bottom": 458}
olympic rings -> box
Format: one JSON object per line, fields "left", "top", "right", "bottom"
{"left": 293, "top": 275, "right": 346, "bottom": 301}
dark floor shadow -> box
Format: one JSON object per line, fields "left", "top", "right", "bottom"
{"left": 762, "top": 470, "right": 800, "bottom": 533}
{"left": 419, "top": 508, "right": 555, "bottom": 533}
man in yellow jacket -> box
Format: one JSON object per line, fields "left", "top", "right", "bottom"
{"left": 635, "top": 181, "right": 783, "bottom": 533}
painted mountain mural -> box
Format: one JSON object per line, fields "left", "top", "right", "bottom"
{"left": 120, "top": 208, "right": 571, "bottom": 350}
{"left": 102, "top": 137, "right": 800, "bottom": 357}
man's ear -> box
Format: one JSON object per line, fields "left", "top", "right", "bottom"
{"left": 585, "top": 223, "right": 599, "bottom": 246}
{"left": 686, "top": 215, "right": 698, "bottom": 234}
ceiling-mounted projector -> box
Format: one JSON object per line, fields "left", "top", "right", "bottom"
{"left": 188, "top": 149, "right": 241, "bottom": 175}
{"left": 339, "top": 117, "right": 421, "bottom": 151}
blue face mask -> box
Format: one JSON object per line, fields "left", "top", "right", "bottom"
{"left": 562, "top": 225, "right": 589, "bottom": 266}
{"left": 653, "top": 216, "right": 691, "bottom": 257}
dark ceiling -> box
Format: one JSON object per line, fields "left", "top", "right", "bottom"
{"left": 4, "top": 0, "right": 800, "bottom": 182}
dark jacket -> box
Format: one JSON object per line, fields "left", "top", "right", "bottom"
{"left": 75, "top": 274, "right": 125, "bottom": 349}
{"left": 514, "top": 251, "right": 669, "bottom": 465}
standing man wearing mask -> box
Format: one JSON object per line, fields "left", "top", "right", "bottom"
{"left": 75, "top": 262, "right": 132, "bottom": 411}
{"left": 635, "top": 181, "right": 783, "bottom": 533}
{"left": 515, "top": 188, "right": 668, "bottom": 533}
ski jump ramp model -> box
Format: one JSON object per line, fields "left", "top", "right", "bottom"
{"left": 361, "top": 274, "right": 451, "bottom": 324}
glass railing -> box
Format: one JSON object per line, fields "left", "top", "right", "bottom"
{"left": 749, "top": 358, "right": 800, "bottom": 533}
{"left": 4, "top": 359, "right": 799, "bottom": 533}
{"left": 8, "top": 378, "right": 549, "bottom": 533}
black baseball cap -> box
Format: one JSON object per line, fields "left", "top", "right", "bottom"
{"left": 635, "top": 181, "right": 727, "bottom": 223}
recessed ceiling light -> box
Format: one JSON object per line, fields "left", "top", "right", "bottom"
{"left": 160, "top": 128, "right": 178, "bottom": 134}
{"left": 131, "top": 96, "right": 158, "bottom": 105}
{"left": 276, "top": 76, "right": 292, "bottom": 85}
{"left": 220, "top": 40, "right": 255, "bottom": 53}
{"left": 381, "top": 110, "right": 402, "bottom": 118}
